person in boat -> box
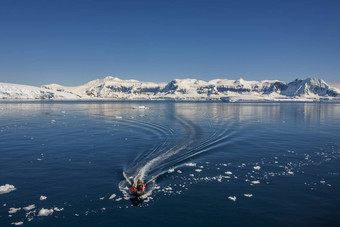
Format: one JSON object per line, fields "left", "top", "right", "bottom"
{"left": 130, "top": 179, "right": 145, "bottom": 192}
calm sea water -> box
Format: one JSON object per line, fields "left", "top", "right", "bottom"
{"left": 0, "top": 101, "right": 339, "bottom": 226}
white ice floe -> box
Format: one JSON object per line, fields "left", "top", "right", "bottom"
{"left": 168, "top": 168, "right": 175, "bottom": 173}
{"left": 0, "top": 184, "right": 16, "bottom": 194}
{"left": 195, "top": 169, "right": 202, "bottom": 172}
{"left": 177, "top": 170, "right": 182, "bottom": 174}
{"left": 251, "top": 180, "right": 260, "bottom": 184}
{"left": 23, "top": 204, "right": 35, "bottom": 211}
{"left": 287, "top": 171, "right": 294, "bottom": 175}
{"left": 53, "top": 207, "right": 64, "bottom": 212}
{"left": 228, "top": 196, "right": 236, "bottom": 202}
{"left": 11, "top": 222, "right": 24, "bottom": 226}
{"left": 164, "top": 187, "right": 173, "bottom": 191}
{"left": 253, "top": 166, "right": 261, "bottom": 170}
{"left": 109, "top": 194, "right": 116, "bottom": 200}
{"left": 38, "top": 208, "right": 53, "bottom": 216}
{"left": 115, "top": 198, "right": 122, "bottom": 202}
{"left": 225, "top": 171, "right": 232, "bottom": 175}
{"left": 133, "top": 106, "right": 149, "bottom": 109}
{"left": 40, "top": 195, "right": 47, "bottom": 200}
{"left": 184, "top": 162, "right": 197, "bottom": 167}
{"left": 244, "top": 194, "right": 253, "bottom": 197}
{"left": 320, "top": 181, "right": 326, "bottom": 184}
{"left": 189, "top": 174, "right": 195, "bottom": 177}
{"left": 99, "top": 197, "right": 105, "bottom": 200}
{"left": 9, "top": 208, "right": 21, "bottom": 214}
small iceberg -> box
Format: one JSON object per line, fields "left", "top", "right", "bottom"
{"left": 109, "top": 194, "right": 116, "bottom": 200}
{"left": 133, "top": 106, "right": 149, "bottom": 109}
{"left": 0, "top": 184, "right": 16, "bottom": 194}
{"left": 23, "top": 204, "right": 35, "bottom": 211}
{"left": 184, "top": 162, "right": 196, "bottom": 167}
{"left": 9, "top": 207, "right": 21, "bottom": 214}
{"left": 38, "top": 208, "right": 53, "bottom": 216}
{"left": 228, "top": 196, "right": 236, "bottom": 202}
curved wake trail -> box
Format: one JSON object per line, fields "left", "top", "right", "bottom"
{"left": 118, "top": 113, "right": 238, "bottom": 198}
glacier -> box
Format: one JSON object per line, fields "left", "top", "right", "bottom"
{"left": 1, "top": 77, "right": 339, "bottom": 101}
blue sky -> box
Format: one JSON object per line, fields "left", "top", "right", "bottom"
{"left": 0, "top": 0, "right": 339, "bottom": 86}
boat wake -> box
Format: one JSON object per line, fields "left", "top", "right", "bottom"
{"left": 118, "top": 112, "right": 238, "bottom": 199}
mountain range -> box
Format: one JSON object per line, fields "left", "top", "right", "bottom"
{"left": 1, "top": 76, "right": 339, "bottom": 101}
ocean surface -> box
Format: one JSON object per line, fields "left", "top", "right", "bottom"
{"left": 0, "top": 101, "right": 339, "bottom": 226}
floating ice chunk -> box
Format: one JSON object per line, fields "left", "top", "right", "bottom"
{"left": 164, "top": 187, "right": 172, "bottom": 191}
{"left": 109, "top": 194, "right": 116, "bottom": 200}
{"left": 168, "top": 168, "right": 175, "bottom": 173}
{"left": 287, "top": 171, "right": 294, "bottom": 175}
{"left": 101, "top": 208, "right": 106, "bottom": 211}
{"left": 0, "top": 184, "right": 16, "bottom": 194}
{"left": 115, "top": 198, "right": 122, "bottom": 202}
{"left": 133, "top": 106, "right": 149, "bottom": 109}
{"left": 251, "top": 180, "right": 260, "bottom": 184}
{"left": 189, "top": 174, "right": 194, "bottom": 177}
{"left": 222, "top": 164, "right": 228, "bottom": 166}
{"left": 177, "top": 170, "right": 182, "bottom": 174}
{"left": 320, "top": 181, "right": 326, "bottom": 184}
{"left": 199, "top": 166, "right": 204, "bottom": 169}
{"left": 23, "top": 204, "right": 35, "bottom": 211}
{"left": 195, "top": 169, "right": 202, "bottom": 172}
{"left": 244, "top": 194, "right": 253, "bottom": 197}
{"left": 225, "top": 171, "right": 232, "bottom": 175}
{"left": 11, "top": 222, "right": 24, "bottom": 226}
{"left": 253, "top": 166, "right": 261, "bottom": 170}
{"left": 38, "top": 208, "right": 53, "bottom": 216}
{"left": 99, "top": 197, "right": 105, "bottom": 200}
{"left": 228, "top": 196, "right": 236, "bottom": 202}
{"left": 9, "top": 208, "right": 21, "bottom": 214}
{"left": 40, "top": 195, "right": 47, "bottom": 200}
{"left": 51, "top": 120, "right": 55, "bottom": 123}
{"left": 53, "top": 207, "right": 64, "bottom": 212}
{"left": 184, "top": 163, "right": 196, "bottom": 167}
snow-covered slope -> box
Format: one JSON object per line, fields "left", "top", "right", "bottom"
{"left": 0, "top": 83, "right": 80, "bottom": 100}
{"left": 41, "top": 76, "right": 339, "bottom": 101}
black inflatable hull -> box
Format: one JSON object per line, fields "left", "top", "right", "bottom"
{"left": 129, "top": 190, "right": 145, "bottom": 197}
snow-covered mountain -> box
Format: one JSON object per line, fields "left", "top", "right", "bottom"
{"left": 0, "top": 83, "right": 80, "bottom": 99}
{"left": 1, "top": 77, "right": 339, "bottom": 101}
{"left": 41, "top": 76, "right": 339, "bottom": 101}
